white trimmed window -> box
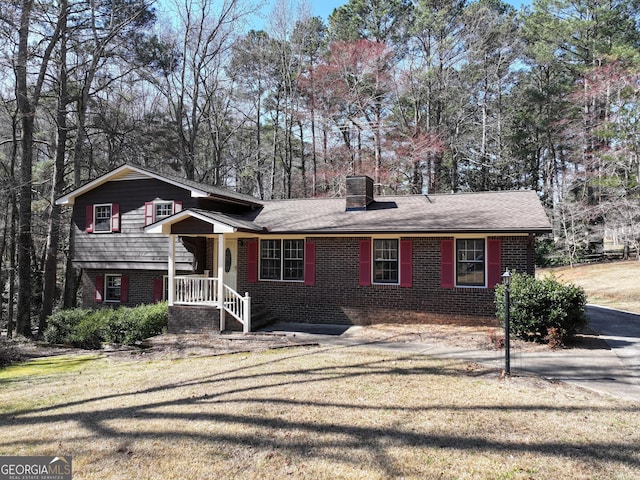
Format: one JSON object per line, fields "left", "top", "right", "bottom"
{"left": 456, "top": 239, "right": 485, "bottom": 287}
{"left": 94, "top": 204, "right": 113, "bottom": 232}
{"left": 373, "top": 239, "right": 399, "bottom": 284}
{"left": 144, "top": 200, "right": 183, "bottom": 225}
{"left": 260, "top": 239, "right": 304, "bottom": 281}
{"left": 155, "top": 202, "right": 174, "bottom": 220}
{"left": 105, "top": 274, "right": 122, "bottom": 302}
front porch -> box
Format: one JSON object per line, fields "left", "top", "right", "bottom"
{"left": 172, "top": 275, "right": 251, "bottom": 333}
{"left": 145, "top": 208, "right": 264, "bottom": 333}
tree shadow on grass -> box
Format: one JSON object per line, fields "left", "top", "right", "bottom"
{"left": 1, "top": 346, "right": 639, "bottom": 477}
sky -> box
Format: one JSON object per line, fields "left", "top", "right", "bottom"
{"left": 308, "top": 0, "right": 532, "bottom": 21}
{"left": 156, "top": 0, "right": 534, "bottom": 32}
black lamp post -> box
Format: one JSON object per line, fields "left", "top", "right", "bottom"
{"left": 502, "top": 269, "right": 511, "bottom": 377}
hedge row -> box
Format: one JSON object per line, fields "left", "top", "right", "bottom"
{"left": 44, "top": 303, "right": 168, "bottom": 349}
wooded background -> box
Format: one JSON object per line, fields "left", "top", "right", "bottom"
{"left": 1, "top": 0, "right": 639, "bottom": 336}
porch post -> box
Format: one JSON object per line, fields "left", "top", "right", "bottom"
{"left": 168, "top": 235, "right": 176, "bottom": 305}
{"left": 218, "top": 234, "right": 225, "bottom": 331}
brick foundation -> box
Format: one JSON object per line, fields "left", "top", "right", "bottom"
{"left": 168, "top": 305, "right": 244, "bottom": 333}
{"left": 168, "top": 305, "right": 220, "bottom": 333}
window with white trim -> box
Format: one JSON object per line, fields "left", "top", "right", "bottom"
{"left": 456, "top": 239, "right": 485, "bottom": 286}
{"left": 144, "top": 200, "right": 183, "bottom": 226}
{"left": 94, "top": 204, "right": 112, "bottom": 232}
{"left": 105, "top": 274, "right": 122, "bottom": 302}
{"left": 155, "top": 202, "right": 174, "bottom": 220}
{"left": 373, "top": 239, "right": 399, "bottom": 284}
{"left": 260, "top": 239, "right": 304, "bottom": 281}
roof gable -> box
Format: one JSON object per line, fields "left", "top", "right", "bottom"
{"left": 55, "top": 164, "right": 262, "bottom": 208}
{"left": 145, "top": 208, "right": 265, "bottom": 235}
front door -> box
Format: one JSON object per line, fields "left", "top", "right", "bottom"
{"left": 224, "top": 238, "right": 237, "bottom": 292}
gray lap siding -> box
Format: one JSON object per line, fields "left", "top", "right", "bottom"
{"left": 237, "top": 235, "right": 531, "bottom": 326}
{"left": 74, "top": 178, "right": 199, "bottom": 307}
{"left": 73, "top": 178, "right": 197, "bottom": 269}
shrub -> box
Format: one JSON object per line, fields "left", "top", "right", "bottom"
{"left": 44, "top": 308, "right": 92, "bottom": 345}
{"left": 120, "top": 302, "right": 168, "bottom": 345}
{"left": 495, "top": 273, "right": 587, "bottom": 345}
{"left": 68, "top": 315, "right": 104, "bottom": 350}
{"left": 44, "top": 303, "right": 168, "bottom": 349}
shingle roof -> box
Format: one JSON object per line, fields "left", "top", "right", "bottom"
{"left": 248, "top": 190, "right": 551, "bottom": 234}
{"left": 189, "top": 209, "right": 265, "bottom": 232}
{"left": 145, "top": 168, "right": 262, "bottom": 207}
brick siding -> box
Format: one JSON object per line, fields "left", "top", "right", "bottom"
{"left": 237, "top": 235, "right": 532, "bottom": 327}
{"left": 81, "top": 269, "right": 167, "bottom": 307}
{"left": 167, "top": 305, "right": 220, "bottom": 333}
{"left": 81, "top": 234, "right": 533, "bottom": 330}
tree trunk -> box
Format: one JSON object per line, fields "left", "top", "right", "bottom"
{"left": 7, "top": 198, "right": 18, "bottom": 338}
{"left": 39, "top": 4, "right": 68, "bottom": 334}
{"left": 15, "top": 0, "right": 35, "bottom": 337}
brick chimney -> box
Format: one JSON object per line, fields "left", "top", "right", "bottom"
{"left": 346, "top": 175, "right": 374, "bottom": 211}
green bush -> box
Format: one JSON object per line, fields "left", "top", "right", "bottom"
{"left": 44, "top": 308, "right": 93, "bottom": 345}
{"left": 68, "top": 315, "right": 104, "bottom": 350}
{"left": 495, "top": 273, "right": 587, "bottom": 346}
{"left": 121, "top": 302, "right": 168, "bottom": 345}
{"left": 44, "top": 303, "right": 168, "bottom": 349}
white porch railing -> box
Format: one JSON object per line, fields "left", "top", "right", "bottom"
{"left": 224, "top": 285, "right": 251, "bottom": 334}
{"left": 174, "top": 276, "right": 218, "bottom": 305}
{"left": 173, "top": 276, "right": 251, "bottom": 333}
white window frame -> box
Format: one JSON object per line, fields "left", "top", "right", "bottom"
{"left": 104, "top": 274, "right": 122, "bottom": 302}
{"left": 154, "top": 201, "right": 174, "bottom": 221}
{"left": 94, "top": 203, "right": 113, "bottom": 233}
{"left": 455, "top": 238, "right": 487, "bottom": 288}
{"left": 372, "top": 238, "right": 400, "bottom": 285}
{"left": 259, "top": 238, "right": 305, "bottom": 282}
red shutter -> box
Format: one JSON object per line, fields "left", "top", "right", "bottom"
{"left": 359, "top": 240, "right": 371, "bottom": 286}
{"left": 440, "top": 240, "right": 455, "bottom": 289}
{"left": 152, "top": 278, "right": 164, "bottom": 302}
{"left": 173, "top": 201, "right": 183, "bottom": 214}
{"left": 85, "top": 205, "right": 94, "bottom": 233}
{"left": 120, "top": 275, "right": 129, "bottom": 303}
{"left": 487, "top": 238, "right": 502, "bottom": 288}
{"left": 94, "top": 275, "right": 104, "bottom": 303}
{"left": 144, "top": 202, "right": 154, "bottom": 225}
{"left": 247, "top": 240, "right": 258, "bottom": 283}
{"left": 400, "top": 240, "right": 412, "bottom": 288}
{"left": 304, "top": 242, "right": 316, "bottom": 286}
{"left": 111, "top": 203, "right": 120, "bottom": 232}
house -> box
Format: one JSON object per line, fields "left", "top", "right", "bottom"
{"left": 56, "top": 164, "right": 552, "bottom": 333}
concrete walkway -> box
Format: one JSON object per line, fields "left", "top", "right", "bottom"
{"left": 262, "top": 307, "right": 640, "bottom": 403}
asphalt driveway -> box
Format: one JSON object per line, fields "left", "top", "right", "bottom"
{"left": 585, "top": 305, "right": 640, "bottom": 393}
{"left": 264, "top": 306, "right": 640, "bottom": 403}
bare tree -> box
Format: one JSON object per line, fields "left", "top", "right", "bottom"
{"left": 148, "top": 0, "right": 254, "bottom": 181}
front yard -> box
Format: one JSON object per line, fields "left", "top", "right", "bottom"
{"left": 538, "top": 260, "right": 640, "bottom": 314}
{"left": 1, "top": 337, "right": 638, "bottom": 479}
